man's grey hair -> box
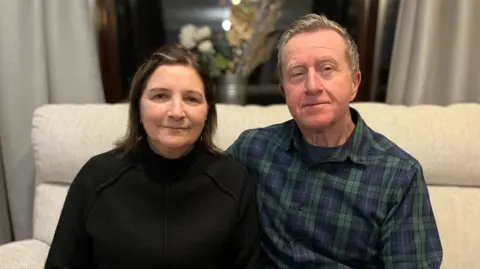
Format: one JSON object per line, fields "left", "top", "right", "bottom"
{"left": 277, "top": 13, "right": 360, "bottom": 81}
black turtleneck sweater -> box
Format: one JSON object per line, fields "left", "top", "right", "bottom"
{"left": 45, "top": 139, "right": 261, "bottom": 269}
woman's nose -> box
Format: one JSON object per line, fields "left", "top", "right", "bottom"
{"left": 168, "top": 99, "right": 185, "bottom": 119}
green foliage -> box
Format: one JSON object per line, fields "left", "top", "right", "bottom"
{"left": 213, "top": 35, "right": 233, "bottom": 60}
{"left": 199, "top": 52, "right": 231, "bottom": 78}
{"left": 212, "top": 53, "right": 230, "bottom": 70}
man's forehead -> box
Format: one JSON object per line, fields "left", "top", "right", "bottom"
{"left": 285, "top": 30, "right": 345, "bottom": 50}
{"left": 283, "top": 45, "right": 344, "bottom": 65}
{"left": 283, "top": 30, "right": 346, "bottom": 58}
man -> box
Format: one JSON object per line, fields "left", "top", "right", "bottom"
{"left": 227, "top": 14, "right": 442, "bottom": 268}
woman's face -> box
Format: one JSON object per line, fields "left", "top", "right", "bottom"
{"left": 139, "top": 64, "right": 208, "bottom": 158}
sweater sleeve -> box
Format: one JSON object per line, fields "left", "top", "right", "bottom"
{"left": 44, "top": 158, "right": 97, "bottom": 269}
{"left": 229, "top": 170, "right": 263, "bottom": 269}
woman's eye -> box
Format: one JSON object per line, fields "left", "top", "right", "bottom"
{"left": 185, "top": 96, "right": 200, "bottom": 103}
{"left": 152, "top": 93, "right": 168, "bottom": 100}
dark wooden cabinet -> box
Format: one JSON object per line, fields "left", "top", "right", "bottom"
{"left": 96, "top": 0, "right": 166, "bottom": 103}
{"left": 97, "top": 0, "right": 123, "bottom": 103}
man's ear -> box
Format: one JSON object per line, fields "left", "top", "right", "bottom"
{"left": 350, "top": 71, "right": 361, "bottom": 102}
{"left": 279, "top": 84, "right": 286, "bottom": 96}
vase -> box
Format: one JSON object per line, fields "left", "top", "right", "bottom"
{"left": 215, "top": 74, "right": 248, "bottom": 105}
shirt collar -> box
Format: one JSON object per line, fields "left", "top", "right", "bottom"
{"left": 282, "top": 106, "right": 370, "bottom": 165}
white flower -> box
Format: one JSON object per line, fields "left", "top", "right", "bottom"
{"left": 179, "top": 24, "right": 197, "bottom": 49}
{"left": 180, "top": 24, "right": 197, "bottom": 37}
{"left": 194, "top": 26, "right": 212, "bottom": 41}
{"left": 179, "top": 36, "right": 196, "bottom": 49}
{"left": 197, "top": 40, "right": 215, "bottom": 53}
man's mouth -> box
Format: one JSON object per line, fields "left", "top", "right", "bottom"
{"left": 302, "top": 101, "right": 329, "bottom": 107}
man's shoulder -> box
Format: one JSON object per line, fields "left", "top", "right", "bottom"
{"left": 227, "top": 120, "right": 294, "bottom": 166}
{"left": 365, "top": 125, "right": 421, "bottom": 172}
{"left": 233, "top": 120, "right": 293, "bottom": 146}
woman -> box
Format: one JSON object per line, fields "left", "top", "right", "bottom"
{"left": 45, "top": 44, "right": 261, "bottom": 269}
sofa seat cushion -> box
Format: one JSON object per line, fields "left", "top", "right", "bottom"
{"left": 33, "top": 183, "right": 68, "bottom": 245}
{"left": 428, "top": 186, "right": 480, "bottom": 268}
{"left": 0, "top": 239, "right": 49, "bottom": 269}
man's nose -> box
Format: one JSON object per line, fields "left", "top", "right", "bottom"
{"left": 305, "top": 69, "right": 322, "bottom": 93}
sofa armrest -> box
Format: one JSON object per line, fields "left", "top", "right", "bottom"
{"left": 0, "top": 239, "right": 49, "bottom": 269}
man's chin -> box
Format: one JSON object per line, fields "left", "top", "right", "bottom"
{"left": 301, "top": 122, "right": 331, "bottom": 131}
{"left": 296, "top": 115, "right": 335, "bottom": 130}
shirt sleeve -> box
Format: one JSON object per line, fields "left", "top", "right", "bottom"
{"left": 379, "top": 163, "right": 443, "bottom": 268}
{"left": 226, "top": 132, "right": 243, "bottom": 158}
{"left": 229, "top": 169, "right": 263, "bottom": 269}
{"left": 44, "top": 159, "right": 97, "bottom": 269}
{"left": 226, "top": 130, "right": 251, "bottom": 167}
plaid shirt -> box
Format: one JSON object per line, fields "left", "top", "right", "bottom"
{"left": 227, "top": 107, "right": 442, "bottom": 269}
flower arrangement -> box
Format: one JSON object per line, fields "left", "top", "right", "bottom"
{"left": 178, "top": 0, "right": 284, "bottom": 79}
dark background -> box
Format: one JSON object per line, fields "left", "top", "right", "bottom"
{"left": 96, "top": 0, "right": 400, "bottom": 105}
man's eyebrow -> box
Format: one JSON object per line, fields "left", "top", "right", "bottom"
{"left": 286, "top": 62, "right": 305, "bottom": 70}
{"left": 286, "top": 56, "right": 338, "bottom": 69}
{"left": 317, "top": 56, "right": 338, "bottom": 64}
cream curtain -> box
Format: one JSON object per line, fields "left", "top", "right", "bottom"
{"left": 0, "top": 0, "right": 104, "bottom": 242}
{"left": 386, "top": 0, "right": 480, "bottom": 105}
{"left": 0, "top": 142, "right": 12, "bottom": 243}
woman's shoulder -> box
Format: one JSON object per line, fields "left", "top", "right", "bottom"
{"left": 72, "top": 149, "right": 134, "bottom": 189}
{"left": 82, "top": 149, "right": 129, "bottom": 171}
{"left": 200, "top": 151, "right": 254, "bottom": 194}
{"left": 202, "top": 150, "right": 249, "bottom": 174}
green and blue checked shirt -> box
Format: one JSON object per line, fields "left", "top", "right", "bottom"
{"left": 227, "top": 108, "right": 442, "bottom": 269}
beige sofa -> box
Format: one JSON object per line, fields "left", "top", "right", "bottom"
{"left": 0, "top": 102, "right": 479, "bottom": 268}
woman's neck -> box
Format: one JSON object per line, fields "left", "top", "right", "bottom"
{"left": 147, "top": 138, "right": 194, "bottom": 159}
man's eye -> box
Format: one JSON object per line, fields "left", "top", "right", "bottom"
{"left": 291, "top": 72, "right": 303, "bottom": 77}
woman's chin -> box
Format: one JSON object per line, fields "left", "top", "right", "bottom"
{"left": 161, "top": 140, "right": 191, "bottom": 150}
{"left": 151, "top": 140, "right": 193, "bottom": 159}
{"left": 149, "top": 136, "right": 191, "bottom": 150}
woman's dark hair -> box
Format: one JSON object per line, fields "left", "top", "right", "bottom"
{"left": 114, "top": 44, "right": 221, "bottom": 155}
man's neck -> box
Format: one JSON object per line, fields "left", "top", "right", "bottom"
{"left": 300, "top": 111, "right": 355, "bottom": 147}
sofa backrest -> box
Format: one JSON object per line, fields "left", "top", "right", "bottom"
{"left": 31, "top": 102, "right": 480, "bottom": 268}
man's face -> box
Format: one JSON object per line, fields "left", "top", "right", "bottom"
{"left": 280, "top": 29, "right": 361, "bottom": 131}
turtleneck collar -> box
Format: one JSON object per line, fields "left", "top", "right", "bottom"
{"left": 137, "top": 137, "right": 202, "bottom": 181}
{"left": 147, "top": 138, "right": 193, "bottom": 158}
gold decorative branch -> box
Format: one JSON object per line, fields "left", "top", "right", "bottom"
{"left": 234, "top": 0, "right": 284, "bottom": 77}
{"left": 178, "top": 0, "right": 284, "bottom": 79}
